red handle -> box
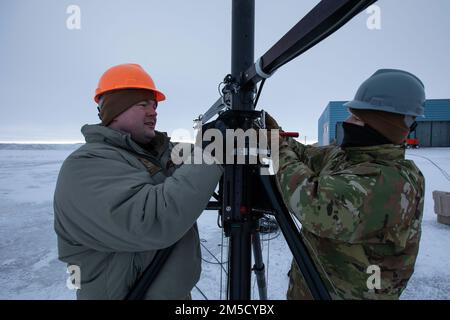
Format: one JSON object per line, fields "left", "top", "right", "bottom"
{"left": 280, "top": 132, "right": 299, "bottom": 138}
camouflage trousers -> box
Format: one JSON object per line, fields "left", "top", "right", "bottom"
{"left": 287, "top": 258, "right": 405, "bottom": 300}
{"left": 287, "top": 260, "right": 314, "bottom": 300}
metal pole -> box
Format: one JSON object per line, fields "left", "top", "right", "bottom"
{"left": 232, "top": 0, "right": 255, "bottom": 111}
{"left": 226, "top": 0, "right": 255, "bottom": 300}
{"left": 252, "top": 232, "right": 268, "bottom": 300}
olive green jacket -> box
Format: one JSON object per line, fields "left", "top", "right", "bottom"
{"left": 54, "top": 124, "right": 222, "bottom": 299}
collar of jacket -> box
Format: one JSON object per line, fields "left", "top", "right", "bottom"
{"left": 81, "top": 124, "right": 170, "bottom": 160}
{"left": 341, "top": 144, "right": 406, "bottom": 164}
{"left": 137, "top": 131, "right": 169, "bottom": 159}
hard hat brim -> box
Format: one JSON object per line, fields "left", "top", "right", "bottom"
{"left": 344, "top": 100, "right": 424, "bottom": 117}
{"left": 95, "top": 87, "right": 166, "bottom": 104}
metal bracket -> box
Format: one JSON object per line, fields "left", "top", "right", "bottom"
{"left": 255, "top": 58, "right": 275, "bottom": 79}
{"left": 194, "top": 97, "right": 229, "bottom": 128}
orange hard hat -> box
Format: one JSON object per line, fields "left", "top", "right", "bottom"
{"left": 94, "top": 63, "right": 166, "bottom": 103}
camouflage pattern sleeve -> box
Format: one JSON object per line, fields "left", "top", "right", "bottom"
{"left": 277, "top": 142, "right": 425, "bottom": 300}
{"left": 277, "top": 142, "right": 424, "bottom": 245}
{"left": 277, "top": 153, "right": 359, "bottom": 242}
{"left": 278, "top": 146, "right": 377, "bottom": 243}
{"left": 281, "top": 137, "right": 339, "bottom": 172}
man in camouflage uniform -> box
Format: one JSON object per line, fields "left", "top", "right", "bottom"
{"left": 270, "top": 69, "right": 426, "bottom": 299}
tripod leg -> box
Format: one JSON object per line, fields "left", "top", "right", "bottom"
{"left": 259, "top": 175, "right": 331, "bottom": 300}
{"left": 251, "top": 232, "right": 268, "bottom": 300}
{"left": 227, "top": 219, "right": 252, "bottom": 300}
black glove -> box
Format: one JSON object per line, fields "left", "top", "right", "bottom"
{"left": 263, "top": 112, "right": 285, "bottom": 149}
{"left": 196, "top": 119, "right": 228, "bottom": 165}
{"left": 265, "top": 112, "right": 281, "bottom": 130}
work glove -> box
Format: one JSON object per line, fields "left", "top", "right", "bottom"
{"left": 196, "top": 119, "right": 228, "bottom": 165}
{"left": 265, "top": 112, "right": 281, "bottom": 130}
{"left": 264, "top": 112, "right": 285, "bottom": 148}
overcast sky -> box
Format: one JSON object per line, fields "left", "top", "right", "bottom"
{"left": 1, "top": 0, "right": 449, "bottom": 143}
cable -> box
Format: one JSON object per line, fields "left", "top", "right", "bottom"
{"left": 200, "top": 257, "right": 226, "bottom": 266}
{"left": 200, "top": 240, "right": 228, "bottom": 275}
{"left": 199, "top": 234, "right": 229, "bottom": 300}
{"left": 252, "top": 276, "right": 257, "bottom": 300}
{"left": 408, "top": 153, "right": 450, "bottom": 182}
{"left": 217, "top": 212, "right": 222, "bottom": 228}
{"left": 253, "top": 78, "right": 266, "bottom": 109}
{"left": 195, "top": 285, "right": 208, "bottom": 300}
{"left": 260, "top": 229, "right": 282, "bottom": 241}
{"left": 220, "top": 228, "right": 225, "bottom": 300}
{"left": 217, "top": 81, "right": 225, "bottom": 99}
{"left": 266, "top": 231, "right": 270, "bottom": 293}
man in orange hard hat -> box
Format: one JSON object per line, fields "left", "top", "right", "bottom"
{"left": 54, "top": 63, "right": 223, "bottom": 299}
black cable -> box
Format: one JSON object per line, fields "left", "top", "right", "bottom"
{"left": 253, "top": 78, "right": 266, "bottom": 109}
{"left": 217, "top": 212, "right": 222, "bottom": 228}
{"left": 217, "top": 81, "right": 225, "bottom": 99}
{"left": 201, "top": 257, "right": 226, "bottom": 265}
{"left": 195, "top": 285, "right": 209, "bottom": 300}
{"left": 266, "top": 232, "right": 270, "bottom": 292}
{"left": 200, "top": 240, "right": 228, "bottom": 275}
{"left": 220, "top": 231, "right": 225, "bottom": 300}
{"left": 260, "top": 229, "right": 282, "bottom": 241}
{"left": 252, "top": 277, "right": 257, "bottom": 300}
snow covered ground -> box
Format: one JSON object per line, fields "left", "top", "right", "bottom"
{"left": 0, "top": 144, "right": 449, "bottom": 300}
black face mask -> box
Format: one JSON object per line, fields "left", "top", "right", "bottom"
{"left": 409, "top": 121, "right": 418, "bottom": 133}
{"left": 340, "top": 122, "right": 391, "bottom": 148}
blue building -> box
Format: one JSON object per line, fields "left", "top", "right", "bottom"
{"left": 318, "top": 99, "right": 450, "bottom": 147}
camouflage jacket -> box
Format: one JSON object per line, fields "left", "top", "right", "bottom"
{"left": 276, "top": 138, "right": 425, "bottom": 300}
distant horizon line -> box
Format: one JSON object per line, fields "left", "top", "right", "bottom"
{"left": 0, "top": 140, "right": 85, "bottom": 144}
{"left": 0, "top": 138, "right": 319, "bottom": 145}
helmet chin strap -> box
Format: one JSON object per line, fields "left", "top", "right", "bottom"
{"left": 97, "top": 96, "right": 105, "bottom": 121}
{"left": 404, "top": 115, "right": 418, "bottom": 132}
